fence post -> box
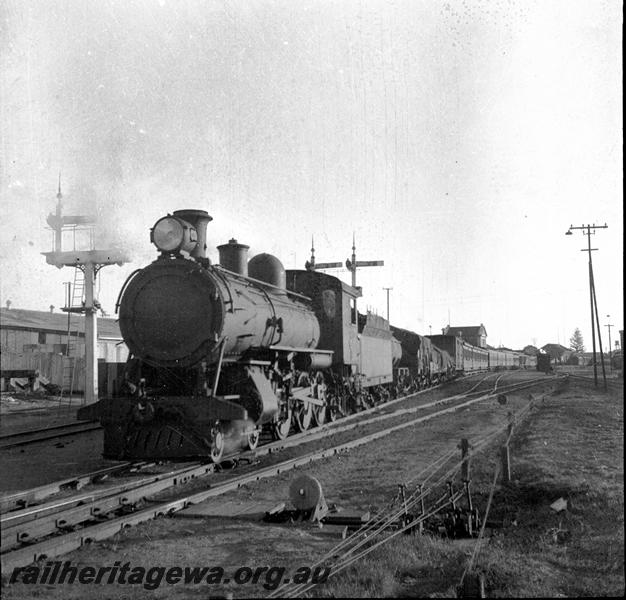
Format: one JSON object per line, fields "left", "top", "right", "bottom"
{"left": 500, "top": 444, "right": 511, "bottom": 483}
{"left": 506, "top": 411, "right": 514, "bottom": 441}
{"left": 459, "top": 572, "right": 486, "bottom": 598}
{"left": 416, "top": 483, "right": 425, "bottom": 533}
{"left": 499, "top": 411, "right": 514, "bottom": 483}
{"left": 460, "top": 438, "right": 471, "bottom": 481}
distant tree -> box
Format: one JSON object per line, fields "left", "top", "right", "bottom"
{"left": 569, "top": 328, "right": 585, "bottom": 353}
{"left": 565, "top": 353, "right": 580, "bottom": 366}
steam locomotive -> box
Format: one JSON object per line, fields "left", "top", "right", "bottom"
{"left": 79, "top": 208, "right": 532, "bottom": 462}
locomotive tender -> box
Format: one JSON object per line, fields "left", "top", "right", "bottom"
{"left": 80, "top": 208, "right": 534, "bottom": 462}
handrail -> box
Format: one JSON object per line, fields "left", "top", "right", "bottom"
{"left": 115, "top": 269, "right": 142, "bottom": 314}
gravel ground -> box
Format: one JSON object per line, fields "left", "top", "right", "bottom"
{"left": 0, "top": 394, "right": 108, "bottom": 493}
{"left": 0, "top": 429, "right": 126, "bottom": 493}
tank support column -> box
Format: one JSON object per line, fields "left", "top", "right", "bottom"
{"left": 84, "top": 262, "right": 98, "bottom": 405}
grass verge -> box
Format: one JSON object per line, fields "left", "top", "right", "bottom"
{"left": 310, "top": 382, "right": 624, "bottom": 597}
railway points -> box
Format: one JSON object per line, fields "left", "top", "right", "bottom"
{"left": 0, "top": 373, "right": 559, "bottom": 576}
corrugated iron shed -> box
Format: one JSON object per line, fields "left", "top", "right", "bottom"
{"left": 0, "top": 308, "right": 122, "bottom": 339}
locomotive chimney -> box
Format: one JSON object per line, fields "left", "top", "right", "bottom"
{"left": 172, "top": 209, "right": 212, "bottom": 259}
{"left": 217, "top": 239, "right": 250, "bottom": 276}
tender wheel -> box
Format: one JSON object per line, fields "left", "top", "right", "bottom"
{"left": 210, "top": 423, "right": 225, "bottom": 463}
{"left": 272, "top": 415, "right": 291, "bottom": 441}
{"left": 312, "top": 403, "right": 327, "bottom": 427}
{"left": 246, "top": 430, "right": 260, "bottom": 450}
{"left": 327, "top": 392, "right": 344, "bottom": 421}
{"left": 293, "top": 402, "right": 313, "bottom": 432}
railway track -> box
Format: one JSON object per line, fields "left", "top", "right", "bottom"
{"left": 244, "top": 373, "right": 547, "bottom": 462}
{"left": 0, "top": 374, "right": 558, "bottom": 576}
{"left": 564, "top": 372, "right": 623, "bottom": 392}
{"left": 0, "top": 376, "right": 466, "bottom": 452}
{"left": 0, "top": 375, "right": 483, "bottom": 499}
{"left": 0, "top": 462, "right": 139, "bottom": 513}
{"left": 0, "top": 421, "right": 102, "bottom": 450}
{"left": 0, "top": 379, "right": 454, "bottom": 511}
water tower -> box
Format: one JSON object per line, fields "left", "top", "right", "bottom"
{"left": 42, "top": 178, "right": 129, "bottom": 405}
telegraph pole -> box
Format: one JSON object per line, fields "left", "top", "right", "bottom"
{"left": 589, "top": 261, "right": 607, "bottom": 388}
{"left": 605, "top": 316, "right": 613, "bottom": 371}
{"left": 383, "top": 287, "right": 393, "bottom": 322}
{"left": 565, "top": 223, "right": 608, "bottom": 388}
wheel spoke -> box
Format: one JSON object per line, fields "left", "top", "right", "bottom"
{"left": 294, "top": 403, "right": 312, "bottom": 431}
{"left": 312, "top": 403, "right": 327, "bottom": 426}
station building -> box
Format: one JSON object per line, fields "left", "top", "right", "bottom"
{"left": 540, "top": 343, "right": 572, "bottom": 365}
{"left": 441, "top": 324, "right": 488, "bottom": 348}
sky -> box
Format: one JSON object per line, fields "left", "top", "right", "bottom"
{"left": 0, "top": 0, "right": 622, "bottom": 352}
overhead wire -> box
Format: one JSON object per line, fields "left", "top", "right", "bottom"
{"left": 458, "top": 462, "right": 501, "bottom": 590}
{"left": 270, "top": 397, "right": 535, "bottom": 598}
{"left": 270, "top": 441, "right": 471, "bottom": 598}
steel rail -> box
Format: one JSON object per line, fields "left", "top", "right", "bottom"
{"left": 245, "top": 376, "right": 550, "bottom": 461}
{"left": 1, "top": 463, "right": 214, "bottom": 553}
{"left": 0, "top": 384, "right": 439, "bottom": 513}
{"left": 565, "top": 372, "right": 623, "bottom": 391}
{"left": 0, "top": 464, "right": 206, "bottom": 527}
{"left": 0, "top": 383, "right": 535, "bottom": 575}
{"left": 0, "top": 376, "right": 550, "bottom": 558}
{"left": 0, "top": 374, "right": 546, "bottom": 518}
{"left": 0, "top": 421, "right": 102, "bottom": 450}
{"left": 0, "top": 379, "right": 459, "bottom": 516}
{"left": 243, "top": 371, "right": 507, "bottom": 457}
{"left": 1, "top": 387, "right": 486, "bottom": 547}
{"left": 0, "top": 463, "right": 136, "bottom": 513}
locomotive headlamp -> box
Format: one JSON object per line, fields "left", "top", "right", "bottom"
{"left": 151, "top": 216, "right": 198, "bottom": 254}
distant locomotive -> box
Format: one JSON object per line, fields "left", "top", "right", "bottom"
{"left": 80, "top": 208, "right": 541, "bottom": 462}
{"left": 536, "top": 350, "right": 552, "bottom": 373}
